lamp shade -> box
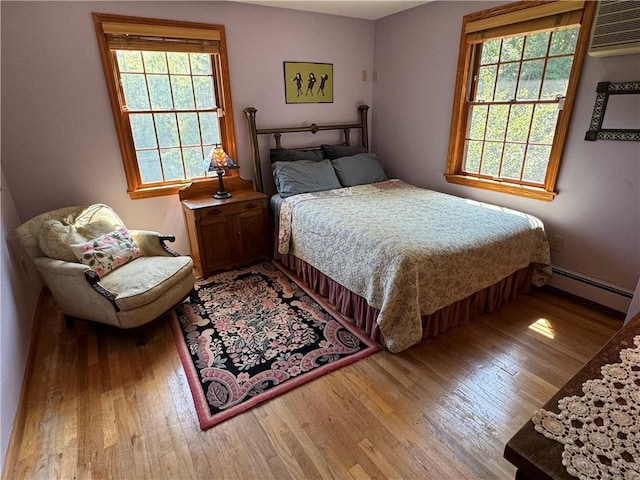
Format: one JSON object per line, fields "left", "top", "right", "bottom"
{"left": 213, "top": 146, "right": 227, "bottom": 168}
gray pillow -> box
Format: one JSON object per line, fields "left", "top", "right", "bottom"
{"left": 331, "top": 153, "right": 388, "bottom": 187}
{"left": 273, "top": 159, "right": 342, "bottom": 197}
{"left": 270, "top": 148, "right": 324, "bottom": 163}
{"left": 321, "top": 144, "right": 367, "bottom": 160}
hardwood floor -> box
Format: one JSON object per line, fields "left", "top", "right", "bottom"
{"left": 3, "top": 287, "right": 622, "bottom": 480}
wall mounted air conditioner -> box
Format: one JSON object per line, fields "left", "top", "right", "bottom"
{"left": 589, "top": 0, "right": 640, "bottom": 57}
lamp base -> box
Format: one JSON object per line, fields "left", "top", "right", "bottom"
{"left": 213, "top": 169, "right": 232, "bottom": 199}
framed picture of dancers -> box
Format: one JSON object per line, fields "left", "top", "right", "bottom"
{"left": 284, "top": 62, "right": 333, "bottom": 104}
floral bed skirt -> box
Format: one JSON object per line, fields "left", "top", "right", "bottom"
{"left": 276, "top": 252, "right": 533, "bottom": 347}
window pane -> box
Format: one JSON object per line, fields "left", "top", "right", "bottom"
{"left": 171, "top": 76, "right": 195, "bottom": 109}
{"left": 486, "top": 105, "right": 508, "bottom": 141}
{"left": 130, "top": 114, "right": 156, "bottom": 149}
{"left": 481, "top": 142, "right": 502, "bottom": 176}
{"left": 501, "top": 143, "right": 525, "bottom": 179}
{"left": 137, "top": 149, "right": 162, "bottom": 183}
{"left": 500, "top": 36, "right": 523, "bottom": 62}
{"left": 154, "top": 113, "right": 180, "bottom": 148}
{"left": 167, "top": 52, "right": 190, "bottom": 74}
{"left": 160, "top": 148, "right": 185, "bottom": 181}
{"left": 190, "top": 53, "right": 211, "bottom": 75}
{"left": 481, "top": 39, "right": 501, "bottom": 65}
{"left": 142, "top": 52, "right": 168, "bottom": 74}
{"left": 476, "top": 65, "right": 497, "bottom": 101}
{"left": 200, "top": 112, "right": 221, "bottom": 145}
{"left": 121, "top": 74, "right": 150, "bottom": 110}
{"left": 495, "top": 63, "right": 519, "bottom": 101}
{"left": 193, "top": 76, "right": 215, "bottom": 109}
{"left": 529, "top": 104, "right": 558, "bottom": 144}
{"left": 177, "top": 113, "right": 200, "bottom": 146}
{"left": 549, "top": 28, "right": 578, "bottom": 56}
{"left": 522, "top": 145, "right": 551, "bottom": 183}
{"left": 541, "top": 56, "right": 574, "bottom": 99}
{"left": 523, "top": 32, "right": 550, "bottom": 59}
{"left": 116, "top": 51, "right": 143, "bottom": 73}
{"left": 468, "top": 105, "right": 487, "bottom": 140}
{"left": 147, "top": 75, "right": 173, "bottom": 110}
{"left": 517, "top": 59, "right": 544, "bottom": 100}
{"left": 184, "top": 147, "right": 206, "bottom": 178}
{"left": 506, "top": 104, "right": 533, "bottom": 142}
{"left": 464, "top": 140, "right": 482, "bottom": 173}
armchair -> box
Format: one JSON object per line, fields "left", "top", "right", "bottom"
{"left": 16, "top": 204, "right": 196, "bottom": 330}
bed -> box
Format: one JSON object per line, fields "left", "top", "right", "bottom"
{"left": 243, "top": 105, "right": 552, "bottom": 353}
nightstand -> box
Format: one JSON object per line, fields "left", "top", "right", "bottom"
{"left": 180, "top": 184, "right": 270, "bottom": 278}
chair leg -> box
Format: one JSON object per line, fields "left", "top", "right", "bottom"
{"left": 64, "top": 315, "right": 76, "bottom": 329}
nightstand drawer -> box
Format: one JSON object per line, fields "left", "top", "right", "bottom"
{"left": 197, "top": 198, "right": 267, "bottom": 221}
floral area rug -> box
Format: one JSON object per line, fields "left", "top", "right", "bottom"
{"left": 171, "top": 261, "right": 380, "bottom": 430}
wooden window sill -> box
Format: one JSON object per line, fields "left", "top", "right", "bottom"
{"left": 444, "top": 174, "right": 557, "bottom": 201}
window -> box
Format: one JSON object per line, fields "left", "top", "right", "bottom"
{"left": 93, "top": 13, "right": 237, "bottom": 199}
{"left": 445, "top": 1, "right": 596, "bottom": 201}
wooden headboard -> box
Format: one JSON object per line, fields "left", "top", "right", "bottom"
{"left": 243, "top": 105, "right": 370, "bottom": 193}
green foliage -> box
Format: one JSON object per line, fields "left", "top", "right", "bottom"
{"left": 116, "top": 51, "right": 143, "bottom": 72}
{"left": 148, "top": 75, "right": 172, "bottom": 109}
{"left": 502, "top": 143, "right": 525, "bottom": 179}
{"left": 116, "top": 50, "right": 222, "bottom": 184}
{"left": 480, "top": 142, "right": 502, "bottom": 177}
{"left": 130, "top": 114, "right": 156, "bottom": 149}
{"left": 523, "top": 145, "right": 551, "bottom": 183}
{"left": 142, "top": 52, "right": 168, "bottom": 73}
{"left": 465, "top": 27, "right": 578, "bottom": 184}
{"left": 465, "top": 140, "right": 482, "bottom": 174}
{"left": 469, "top": 106, "right": 487, "bottom": 140}
{"left": 486, "top": 105, "right": 508, "bottom": 141}
{"left": 161, "top": 149, "right": 185, "bottom": 180}
{"left": 523, "top": 32, "right": 550, "bottom": 59}
{"left": 500, "top": 35, "right": 523, "bottom": 62}
{"left": 506, "top": 104, "right": 533, "bottom": 142}
{"left": 155, "top": 114, "right": 180, "bottom": 147}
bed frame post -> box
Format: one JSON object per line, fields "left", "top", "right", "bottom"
{"left": 243, "top": 107, "right": 263, "bottom": 193}
{"left": 358, "top": 105, "right": 369, "bottom": 151}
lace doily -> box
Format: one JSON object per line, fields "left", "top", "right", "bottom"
{"left": 532, "top": 335, "right": 640, "bottom": 480}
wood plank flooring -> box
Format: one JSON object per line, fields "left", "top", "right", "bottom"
{"left": 3, "top": 287, "right": 622, "bottom": 480}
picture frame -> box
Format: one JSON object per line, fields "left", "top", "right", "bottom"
{"left": 283, "top": 62, "right": 333, "bottom": 104}
{"left": 585, "top": 81, "right": 640, "bottom": 141}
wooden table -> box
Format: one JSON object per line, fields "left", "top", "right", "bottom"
{"left": 504, "top": 318, "right": 635, "bottom": 480}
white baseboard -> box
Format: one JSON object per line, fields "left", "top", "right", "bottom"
{"left": 548, "top": 266, "right": 633, "bottom": 314}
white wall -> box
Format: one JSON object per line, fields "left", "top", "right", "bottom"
{"left": 0, "top": 169, "right": 42, "bottom": 473}
{"left": 0, "top": 1, "right": 374, "bottom": 473}
{"left": 373, "top": 1, "right": 640, "bottom": 308}
{"left": 1, "top": 0, "right": 375, "bottom": 254}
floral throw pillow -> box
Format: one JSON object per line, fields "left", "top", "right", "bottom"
{"left": 70, "top": 227, "right": 141, "bottom": 277}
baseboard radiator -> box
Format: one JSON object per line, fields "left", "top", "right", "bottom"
{"left": 549, "top": 266, "right": 634, "bottom": 313}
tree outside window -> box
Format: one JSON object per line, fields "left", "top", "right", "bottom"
{"left": 93, "top": 13, "right": 236, "bottom": 199}
{"left": 445, "top": 1, "right": 596, "bottom": 201}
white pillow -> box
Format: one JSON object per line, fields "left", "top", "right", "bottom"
{"left": 38, "top": 220, "right": 86, "bottom": 262}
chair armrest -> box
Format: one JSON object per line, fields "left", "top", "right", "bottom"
{"left": 33, "top": 257, "right": 119, "bottom": 311}
{"left": 34, "top": 256, "right": 91, "bottom": 276}
{"left": 129, "top": 230, "right": 181, "bottom": 257}
{"left": 84, "top": 270, "right": 119, "bottom": 312}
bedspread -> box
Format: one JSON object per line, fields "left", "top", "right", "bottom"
{"left": 278, "top": 180, "right": 551, "bottom": 352}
